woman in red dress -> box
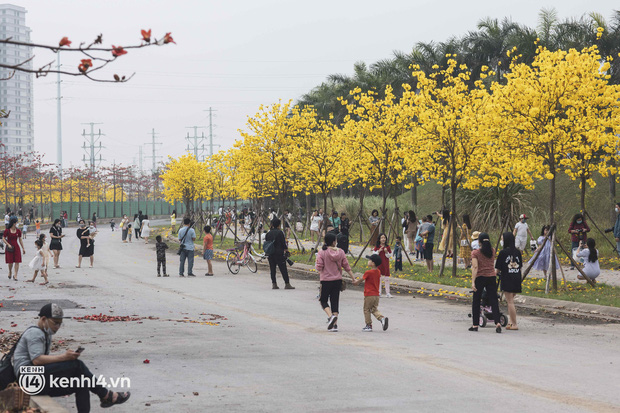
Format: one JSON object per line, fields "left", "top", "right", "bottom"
{"left": 3, "top": 217, "right": 25, "bottom": 280}
{"left": 373, "top": 233, "right": 393, "bottom": 298}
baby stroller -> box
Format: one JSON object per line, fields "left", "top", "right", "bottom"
{"left": 468, "top": 287, "right": 508, "bottom": 328}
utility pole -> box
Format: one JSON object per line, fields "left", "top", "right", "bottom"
{"left": 81, "top": 123, "right": 104, "bottom": 172}
{"left": 185, "top": 126, "right": 206, "bottom": 161}
{"left": 138, "top": 146, "right": 143, "bottom": 172}
{"left": 56, "top": 52, "right": 62, "bottom": 172}
{"left": 144, "top": 128, "right": 163, "bottom": 173}
{"left": 203, "top": 107, "right": 221, "bottom": 157}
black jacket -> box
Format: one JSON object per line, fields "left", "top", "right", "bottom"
{"left": 265, "top": 228, "right": 287, "bottom": 258}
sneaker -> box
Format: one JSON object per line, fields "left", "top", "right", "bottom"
{"left": 284, "top": 283, "right": 295, "bottom": 289}
{"left": 205, "top": 273, "right": 213, "bottom": 276}
{"left": 327, "top": 315, "right": 338, "bottom": 330}
{"left": 362, "top": 325, "right": 372, "bottom": 332}
{"left": 188, "top": 274, "right": 196, "bottom": 277}
{"left": 329, "top": 324, "right": 338, "bottom": 332}
{"left": 163, "top": 274, "right": 169, "bottom": 277}
{"left": 381, "top": 317, "right": 389, "bottom": 331}
{"left": 386, "top": 293, "right": 393, "bottom": 298}
{"left": 157, "top": 274, "right": 161, "bottom": 277}
{"left": 179, "top": 274, "right": 185, "bottom": 277}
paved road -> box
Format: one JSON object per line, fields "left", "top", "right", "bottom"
{"left": 2, "top": 227, "right": 620, "bottom": 412}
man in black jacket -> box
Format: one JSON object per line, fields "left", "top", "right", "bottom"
{"left": 265, "top": 218, "right": 295, "bottom": 290}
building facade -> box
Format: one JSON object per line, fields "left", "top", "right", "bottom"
{"left": 0, "top": 4, "right": 33, "bottom": 155}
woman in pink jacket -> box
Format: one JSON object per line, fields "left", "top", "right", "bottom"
{"left": 316, "top": 232, "right": 356, "bottom": 332}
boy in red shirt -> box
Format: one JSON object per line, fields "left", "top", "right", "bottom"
{"left": 352, "top": 254, "right": 389, "bottom": 332}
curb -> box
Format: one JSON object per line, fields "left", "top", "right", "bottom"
{"left": 30, "top": 395, "right": 70, "bottom": 413}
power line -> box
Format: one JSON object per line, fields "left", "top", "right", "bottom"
{"left": 185, "top": 126, "right": 206, "bottom": 161}
{"left": 204, "top": 107, "right": 221, "bottom": 157}
{"left": 144, "top": 128, "right": 163, "bottom": 172}
{"left": 81, "top": 123, "right": 104, "bottom": 172}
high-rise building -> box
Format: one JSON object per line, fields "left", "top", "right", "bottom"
{"left": 0, "top": 4, "right": 33, "bottom": 155}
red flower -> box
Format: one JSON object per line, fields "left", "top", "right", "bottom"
{"left": 143, "top": 359, "right": 150, "bottom": 364}
{"left": 141, "top": 29, "right": 151, "bottom": 43}
{"left": 112, "top": 46, "right": 127, "bottom": 57}
{"left": 59, "top": 37, "right": 71, "bottom": 47}
{"left": 163, "top": 32, "right": 176, "bottom": 44}
{"left": 78, "top": 59, "right": 93, "bottom": 73}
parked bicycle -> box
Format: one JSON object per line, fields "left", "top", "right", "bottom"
{"left": 226, "top": 233, "right": 265, "bottom": 274}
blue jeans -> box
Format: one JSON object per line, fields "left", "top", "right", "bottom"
{"left": 616, "top": 241, "right": 620, "bottom": 257}
{"left": 179, "top": 249, "right": 194, "bottom": 275}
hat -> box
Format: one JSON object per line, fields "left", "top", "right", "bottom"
{"left": 365, "top": 254, "right": 382, "bottom": 267}
{"left": 38, "top": 303, "right": 65, "bottom": 319}
{"left": 520, "top": 214, "right": 528, "bottom": 219}
{"left": 471, "top": 231, "right": 480, "bottom": 241}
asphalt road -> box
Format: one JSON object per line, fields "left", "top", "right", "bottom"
{"left": 2, "top": 225, "right": 620, "bottom": 412}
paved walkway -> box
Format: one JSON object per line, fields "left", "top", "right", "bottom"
{"left": 2, "top": 224, "right": 620, "bottom": 411}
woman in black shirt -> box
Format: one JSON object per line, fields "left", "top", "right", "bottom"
{"left": 495, "top": 232, "right": 523, "bottom": 330}
{"left": 265, "top": 217, "right": 295, "bottom": 290}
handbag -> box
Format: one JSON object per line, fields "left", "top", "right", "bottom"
{"left": 0, "top": 383, "right": 30, "bottom": 410}
{"left": 5, "top": 244, "right": 13, "bottom": 252}
{"left": 0, "top": 326, "right": 45, "bottom": 391}
{"left": 460, "top": 239, "right": 469, "bottom": 247}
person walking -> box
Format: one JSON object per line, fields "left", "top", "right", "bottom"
{"left": 3, "top": 216, "right": 25, "bottom": 280}
{"left": 91, "top": 212, "right": 97, "bottom": 228}
{"left": 470, "top": 232, "right": 502, "bottom": 333}
{"left": 316, "top": 232, "right": 355, "bottom": 332}
{"left": 133, "top": 214, "right": 141, "bottom": 240}
{"left": 265, "top": 217, "right": 294, "bottom": 290}
{"left": 309, "top": 210, "right": 321, "bottom": 243}
{"left": 170, "top": 210, "right": 177, "bottom": 234}
{"left": 178, "top": 218, "right": 196, "bottom": 277}
{"left": 49, "top": 219, "right": 65, "bottom": 268}
{"left": 120, "top": 215, "right": 129, "bottom": 243}
{"left": 27, "top": 239, "right": 48, "bottom": 284}
{"left": 352, "top": 254, "right": 389, "bottom": 332}
{"left": 576, "top": 238, "right": 600, "bottom": 283}
{"left": 513, "top": 214, "right": 534, "bottom": 253}
{"left": 76, "top": 219, "right": 94, "bottom": 268}
{"left": 404, "top": 210, "right": 418, "bottom": 255}
{"left": 140, "top": 215, "right": 151, "bottom": 244}
{"left": 496, "top": 232, "right": 523, "bottom": 331}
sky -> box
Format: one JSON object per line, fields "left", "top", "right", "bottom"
{"left": 6, "top": 0, "right": 620, "bottom": 170}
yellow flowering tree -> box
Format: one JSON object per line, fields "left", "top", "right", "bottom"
{"left": 161, "top": 154, "right": 210, "bottom": 216}
{"left": 491, "top": 45, "right": 620, "bottom": 222}
{"left": 403, "top": 57, "right": 492, "bottom": 276}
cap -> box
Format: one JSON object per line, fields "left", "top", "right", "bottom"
{"left": 38, "top": 303, "right": 65, "bottom": 319}
{"left": 520, "top": 214, "right": 528, "bottom": 219}
{"left": 471, "top": 231, "right": 480, "bottom": 240}
{"left": 365, "top": 254, "right": 382, "bottom": 267}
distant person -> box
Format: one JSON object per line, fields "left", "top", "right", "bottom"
{"left": 202, "top": 225, "right": 214, "bottom": 276}
{"left": 22, "top": 216, "right": 29, "bottom": 239}
{"left": 309, "top": 210, "right": 321, "bottom": 243}
{"left": 513, "top": 214, "right": 534, "bottom": 253}
{"left": 470, "top": 231, "right": 480, "bottom": 250}
{"left": 133, "top": 214, "right": 141, "bottom": 240}
{"left": 568, "top": 213, "right": 590, "bottom": 269}
{"left": 605, "top": 202, "right": 620, "bottom": 256}
{"left": 76, "top": 219, "right": 94, "bottom": 268}
{"left": 528, "top": 225, "right": 559, "bottom": 280}
{"left": 576, "top": 238, "right": 600, "bottom": 283}
{"left": 404, "top": 210, "right": 418, "bottom": 255}
{"left": 329, "top": 211, "right": 341, "bottom": 233}
{"left": 178, "top": 218, "right": 196, "bottom": 277}
{"left": 155, "top": 235, "right": 169, "bottom": 277}
{"left": 170, "top": 209, "right": 177, "bottom": 234}
{"left": 352, "top": 254, "right": 389, "bottom": 332}
{"left": 49, "top": 219, "right": 65, "bottom": 268}
{"left": 91, "top": 212, "right": 97, "bottom": 228}
{"left": 3, "top": 216, "right": 25, "bottom": 280}
{"left": 459, "top": 214, "right": 472, "bottom": 268}
{"left": 368, "top": 209, "right": 380, "bottom": 247}
{"left": 120, "top": 215, "right": 130, "bottom": 242}
{"left": 264, "top": 217, "right": 294, "bottom": 290}
{"left": 11, "top": 303, "right": 130, "bottom": 411}
{"left": 26, "top": 238, "right": 48, "bottom": 284}
{"left": 393, "top": 236, "right": 403, "bottom": 273}
{"left": 470, "top": 232, "right": 502, "bottom": 333}
{"left": 373, "top": 233, "right": 392, "bottom": 297}
{"left": 140, "top": 215, "right": 151, "bottom": 244}
{"left": 496, "top": 232, "right": 522, "bottom": 331}
{"left": 419, "top": 215, "right": 436, "bottom": 272}
{"left": 35, "top": 219, "right": 41, "bottom": 237}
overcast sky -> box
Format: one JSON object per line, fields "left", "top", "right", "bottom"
{"left": 8, "top": 0, "right": 620, "bottom": 170}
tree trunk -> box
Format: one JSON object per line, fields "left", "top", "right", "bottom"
{"left": 549, "top": 173, "right": 556, "bottom": 224}
{"left": 410, "top": 176, "right": 417, "bottom": 209}
{"left": 451, "top": 183, "right": 458, "bottom": 277}
{"left": 580, "top": 175, "right": 586, "bottom": 213}
{"left": 610, "top": 171, "right": 616, "bottom": 226}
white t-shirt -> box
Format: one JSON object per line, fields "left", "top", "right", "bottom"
{"left": 576, "top": 248, "right": 600, "bottom": 279}
{"left": 514, "top": 221, "right": 529, "bottom": 239}
{"left": 310, "top": 216, "right": 322, "bottom": 231}
{"left": 4, "top": 214, "right": 8, "bottom": 224}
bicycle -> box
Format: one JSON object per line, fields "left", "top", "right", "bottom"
{"left": 226, "top": 232, "right": 266, "bottom": 274}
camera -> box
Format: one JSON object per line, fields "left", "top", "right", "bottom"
{"left": 286, "top": 258, "right": 294, "bottom": 266}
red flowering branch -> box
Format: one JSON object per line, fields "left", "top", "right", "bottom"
{"left": 0, "top": 30, "right": 175, "bottom": 83}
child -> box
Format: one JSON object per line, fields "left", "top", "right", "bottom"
{"left": 110, "top": 219, "right": 115, "bottom": 231}
{"left": 373, "top": 233, "right": 393, "bottom": 298}
{"left": 203, "top": 225, "right": 214, "bottom": 276}
{"left": 352, "top": 254, "right": 389, "bottom": 332}
{"left": 22, "top": 217, "right": 29, "bottom": 239}
{"left": 393, "top": 236, "right": 403, "bottom": 272}
{"left": 27, "top": 239, "right": 48, "bottom": 284}
{"left": 155, "top": 235, "right": 169, "bottom": 277}
{"left": 86, "top": 222, "right": 98, "bottom": 248}
{"left": 35, "top": 220, "right": 41, "bottom": 237}
{"left": 39, "top": 234, "right": 51, "bottom": 273}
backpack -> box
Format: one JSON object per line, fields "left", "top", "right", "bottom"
{"left": 263, "top": 240, "right": 275, "bottom": 256}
